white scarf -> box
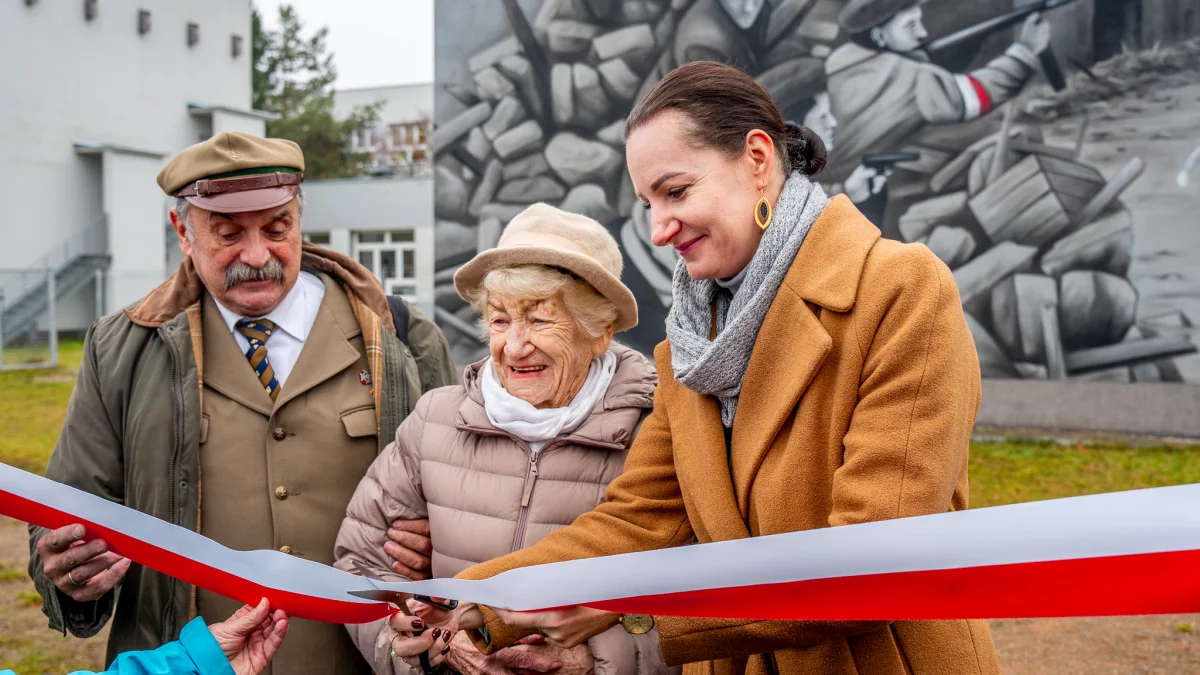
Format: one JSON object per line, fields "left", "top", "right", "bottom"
{"left": 480, "top": 350, "right": 618, "bottom": 452}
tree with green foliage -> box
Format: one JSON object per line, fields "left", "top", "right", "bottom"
{"left": 251, "top": 4, "right": 380, "bottom": 178}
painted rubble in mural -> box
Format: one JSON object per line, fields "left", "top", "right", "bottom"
{"left": 432, "top": 0, "right": 1200, "bottom": 383}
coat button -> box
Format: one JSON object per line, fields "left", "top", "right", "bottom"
{"left": 274, "top": 486, "right": 288, "bottom": 500}
{"left": 272, "top": 427, "right": 286, "bottom": 441}
{"left": 279, "top": 545, "right": 293, "bottom": 555}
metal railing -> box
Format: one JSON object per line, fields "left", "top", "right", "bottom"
{"left": 0, "top": 217, "right": 108, "bottom": 308}
{"left": 0, "top": 216, "right": 110, "bottom": 369}
{"left": 0, "top": 268, "right": 57, "bottom": 370}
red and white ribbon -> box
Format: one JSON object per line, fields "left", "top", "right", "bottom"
{"left": 3, "top": 462, "right": 1199, "bottom": 623}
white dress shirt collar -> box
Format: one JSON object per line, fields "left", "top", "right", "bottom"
{"left": 211, "top": 271, "right": 325, "bottom": 388}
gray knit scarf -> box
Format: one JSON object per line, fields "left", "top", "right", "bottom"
{"left": 666, "top": 172, "right": 829, "bottom": 427}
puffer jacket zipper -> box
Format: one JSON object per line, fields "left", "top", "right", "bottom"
{"left": 452, "top": 422, "right": 627, "bottom": 553}
{"left": 503, "top": 434, "right": 624, "bottom": 552}
{"left": 158, "top": 326, "right": 183, "bottom": 644}
{"left": 510, "top": 444, "right": 553, "bottom": 552}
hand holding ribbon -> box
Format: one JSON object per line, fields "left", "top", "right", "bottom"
{"left": 36, "top": 523, "right": 130, "bottom": 603}
{"left": 490, "top": 606, "right": 619, "bottom": 650}
{"left": 210, "top": 598, "right": 290, "bottom": 675}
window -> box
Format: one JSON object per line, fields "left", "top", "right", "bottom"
{"left": 231, "top": 34, "right": 244, "bottom": 58}
{"left": 187, "top": 22, "right": 200, "bottom": 47}
{"left": 353, "top": 230, "right": 418, "bottom": 302}
{"left": 302, "top": 231, "right": 330, "bottom": 245}
{"left": 138, "top": 10, "right": 151, "bottom": 35}
{"left": 402, "top": 249, "right": 415, "bottom": 279}
{"left": 380, "top": 250, "right": 397, "bottom": 282}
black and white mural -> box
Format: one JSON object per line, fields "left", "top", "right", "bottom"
{"left": 433, "top": 0, "right": 1200, "bottom": 383}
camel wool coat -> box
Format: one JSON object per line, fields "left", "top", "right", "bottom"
{"left": 457, "top": 195, "right": 1000, "bottom": 675}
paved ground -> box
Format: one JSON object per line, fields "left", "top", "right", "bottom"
{"left": 992, "top": 614, "right": 1200, "bottom": 674}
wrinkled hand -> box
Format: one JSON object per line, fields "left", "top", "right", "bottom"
{"left": 501, "top": 635, "right": 595, "bottom": 675}
{"left": 492, "top": 606, "right": 619, "bottom": 649}
{"left": 385, "top": 518, "right": 432, "bottom": 580}
{"left": 37, "top": 524, "right": 131, "bottom": 602}
{"left": 446, "top": 631, "right": 540, "bottom": 674}
{"left": 1019, "top": 12, "right": 1051, "bottom": 54}
{"left": 208, "top": 598, "right": 289, "bottom": 675}
{"left": 387, "top": 610, "right": 456, "bottom": 671}
{"left": 449, "top": 631, "right": 581, "bottom": 675}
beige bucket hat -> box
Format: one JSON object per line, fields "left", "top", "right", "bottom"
{"left": 454, "top": 203, "right": 639, "bottom": 333}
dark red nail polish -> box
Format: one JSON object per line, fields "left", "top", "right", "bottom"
{"left": 412, "top": 619, "right": 424, "bottom": 630}
{"left": 442, "top": 644, "right": 451, "bottom": 655}
{"left": 432, "top": 627, "right": 442, "bottom": 639}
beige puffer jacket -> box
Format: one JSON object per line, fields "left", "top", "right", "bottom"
{"left": 334, "top": 343, "right": 676, "bottom": 675}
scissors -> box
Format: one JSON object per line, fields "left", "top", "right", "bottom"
{"left": 347, "top": 559, "right": 460, "bottom": 615}
{"left": 349, "top": 560, "right": 459, "bottom": 674}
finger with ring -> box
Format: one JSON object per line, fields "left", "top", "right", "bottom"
{"left": 67, "top": 568, "right": 85, "bottom": 586}
{"left": 389, "top": 632, "right": 403, "bottom": 659}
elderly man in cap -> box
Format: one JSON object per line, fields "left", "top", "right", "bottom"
{"left": 27, "top": 131, "right": 456, "bottom": 675}
{"left": 823, "top": 0, "right": 1052, "bottom": 183}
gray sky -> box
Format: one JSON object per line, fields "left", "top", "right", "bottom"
{"left": 254, "top": 0, "right": 433, "bottom": 90}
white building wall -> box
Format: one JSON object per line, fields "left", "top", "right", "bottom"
{"left": 0, "top": 0, "right": 254, "bottom": 329}
{"left": 302, "top": 178, "right": 435, "bottom": 317}
{"left": 103, "top": 151, "right": 170, "bottom": 310}
{"left": 212, "top": 109, "right": 268, "bottom": 137}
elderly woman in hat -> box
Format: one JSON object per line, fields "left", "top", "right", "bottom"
{"left": 334, "top": 204, "right": 674, "bottom": 675}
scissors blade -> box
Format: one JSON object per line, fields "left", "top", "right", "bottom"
{"left": 351, "top": 559, "right": 390, "bottom": 585}
{"left": 347, "top": 588, "right": 403, "bottom": 602}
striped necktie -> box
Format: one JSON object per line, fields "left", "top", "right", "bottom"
{"left": 235, "top": 318, "right": 280, "bottom": 401}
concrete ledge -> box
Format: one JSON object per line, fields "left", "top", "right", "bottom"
{"left": 978, "top": 380, "right": 1200, "bottom": 440}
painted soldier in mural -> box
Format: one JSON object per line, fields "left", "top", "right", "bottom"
{"left": 823, "top": 0, "right": 1052, "bottom": 184}
{"left": 799, "top": 91, "right": 896, "bottom": 225}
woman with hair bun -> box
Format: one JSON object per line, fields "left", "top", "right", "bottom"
{"left": 391, "top": 60, "right": 997, "bottom": 675}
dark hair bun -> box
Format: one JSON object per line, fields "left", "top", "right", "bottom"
{"left": 784, "top": 121, "right": 827, "bottom": 177}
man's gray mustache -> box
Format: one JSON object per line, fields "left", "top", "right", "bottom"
{"left": 225, "top": 258, "right": 285, "bottom": 289}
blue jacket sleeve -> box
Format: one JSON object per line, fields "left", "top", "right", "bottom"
{"left": 3, "top": 618, "right": 237, "bottom": 675}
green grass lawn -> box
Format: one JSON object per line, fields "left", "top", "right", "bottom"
{"left": 969, "top": 440, "right": 1200, "bottom": 507}
{"left": 0, "top": 340, "right": 85, "bottom": 475}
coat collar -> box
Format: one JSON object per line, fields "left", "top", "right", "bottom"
{"left": 784, "top": 194, "right": 880, "bottom": 311}
{"left": 201, "top": 272, "right": 362, "bottom": 416}
{"left": 668, "top": 196, "right": 880, "bottom": 532}
{"left": 125, "top": 242, "right": 394, "bottom": 331}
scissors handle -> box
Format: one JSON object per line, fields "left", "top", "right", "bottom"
{"left": 414, "top": 595, "right": 459, "bottom": 612}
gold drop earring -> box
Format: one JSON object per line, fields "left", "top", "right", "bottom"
{"left": 754, "top": 185, "right": 772, "bottom": 230}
